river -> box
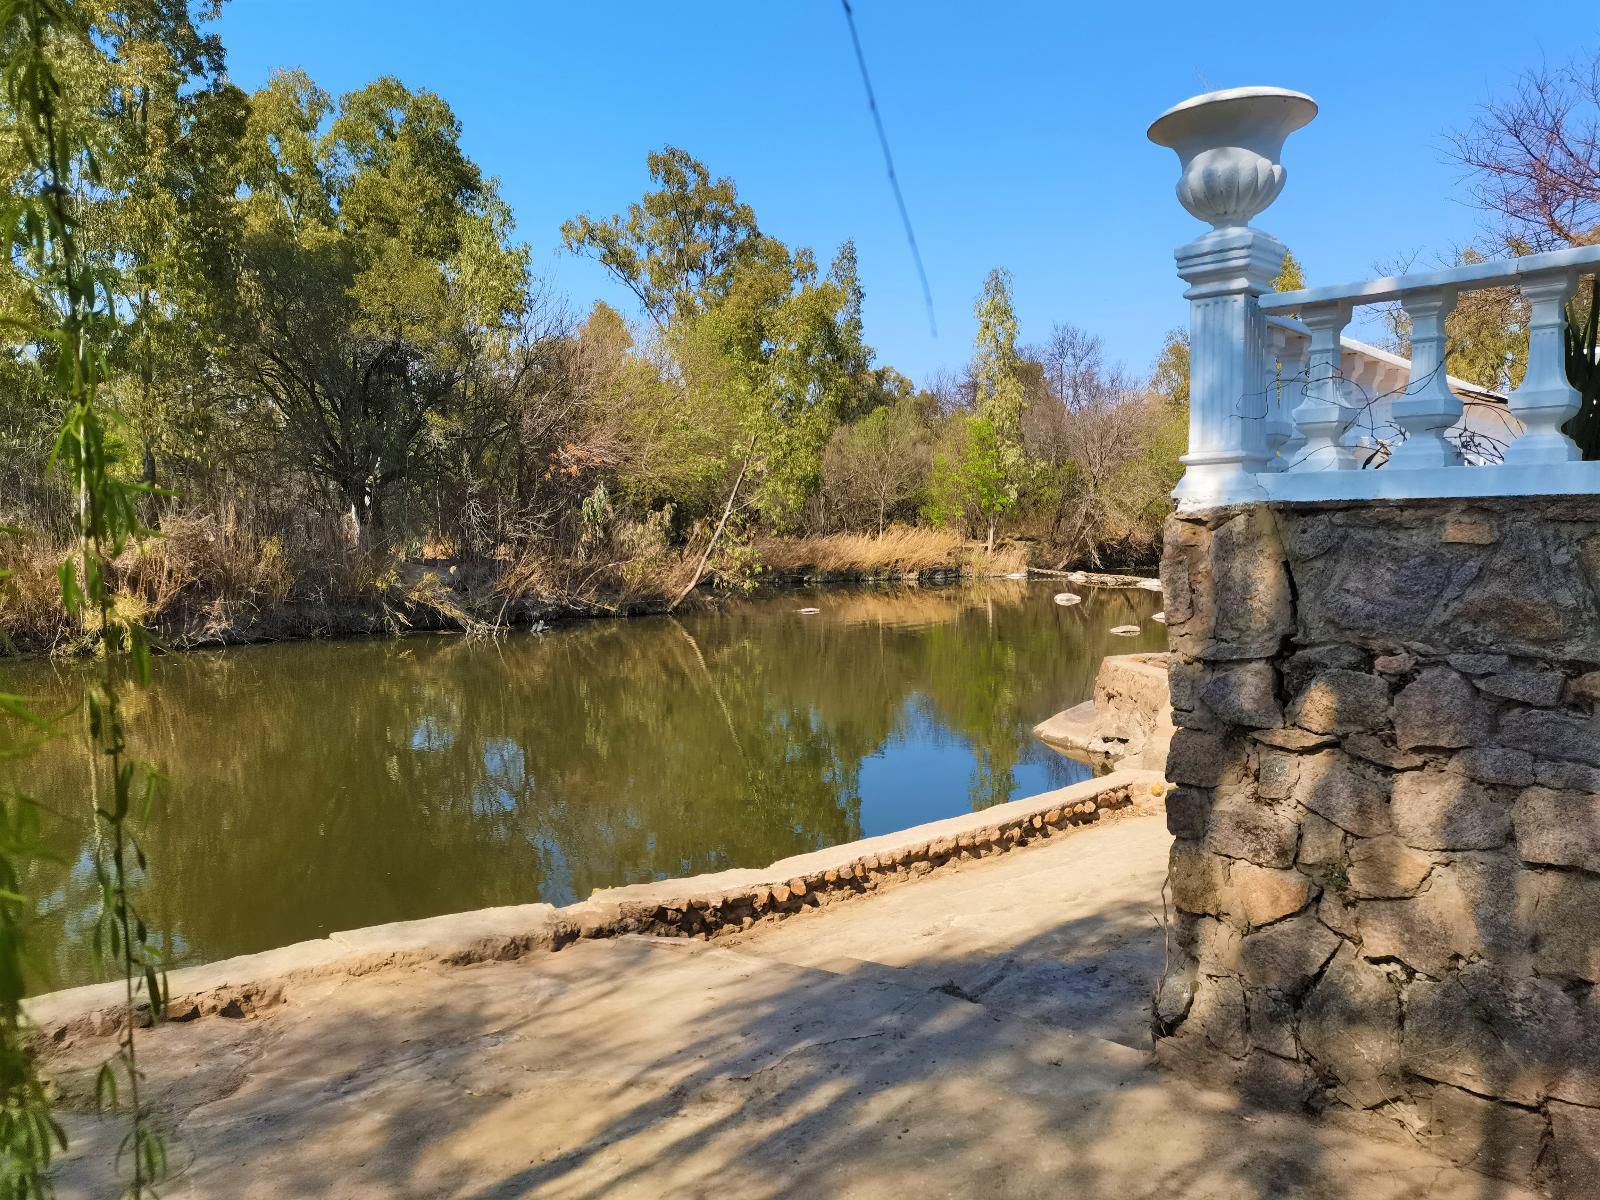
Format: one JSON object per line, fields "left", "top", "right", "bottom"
{"left": 1, "top": 580, "right": 1165, "bottom": 992}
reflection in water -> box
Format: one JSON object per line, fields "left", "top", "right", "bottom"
{"left": 1, "top": 581, "right": 1164, "bottom": 991}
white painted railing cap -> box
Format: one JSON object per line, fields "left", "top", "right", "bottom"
{"left": 1261, "top": 245, "right": 1600, "bottom": 311}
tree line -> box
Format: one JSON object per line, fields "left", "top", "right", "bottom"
{"left": 0, "top": 4, "right": 1192, "bottom": 647}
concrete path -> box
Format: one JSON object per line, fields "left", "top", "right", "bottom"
{"left": 728, "top": 806, "right": 1171, "bottom": 1050}
{"left": 46, "top": 809, "right": 1535, "bottom": 1199}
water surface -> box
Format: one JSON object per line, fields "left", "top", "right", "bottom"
{"left": 1, "top": 580, "right": 1164, "bottom": 991}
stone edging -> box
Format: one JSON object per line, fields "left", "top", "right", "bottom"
{"left": 28, "top": 770, "right": 1167, "bottom": 1042}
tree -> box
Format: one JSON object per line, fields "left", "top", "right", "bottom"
{"left": 971, "top": 268, "right": 1026, "bottom": 463}
{"left": 1151, "top": 328, "right": 1190, "bottom": 410}
{"left": 0, "top": 0, "right": 242, "bottom": 502}
{"left": 927, "top": 415, "right": 1012, "bottom": 552}
{"left": 565, "top": 147, "right": 874, "bottom": 552}
{"left": 822, "top": 402, "right": 930, "bottom": 533}
{"left": 827, "top": 238, "right": 883, "bottom": 422}
{"left": 1449, "top": 52, "right": 1600, "bottom": 251}
{"left": 1036, "top": 323, "right": 1104, "bottom": 413}
{"left": 1271, "top": 250, "right": 1305, "bottom": 293}
{"left": 225, "top": 71, "right": 531, "bottom": 537}
{"left": 562, "top": 147, "right": 776, "bottom": 323}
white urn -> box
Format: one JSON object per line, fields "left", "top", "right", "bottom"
{"left": 1147, "top": 86, "right": 1317, "bottom": 228}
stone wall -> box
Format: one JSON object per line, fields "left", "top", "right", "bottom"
{"left": 1153, "top": 497, "right": 1600, "bottom": 1195}
{"left": 1034, "top": 652, "right": 1175, "bottom": 770}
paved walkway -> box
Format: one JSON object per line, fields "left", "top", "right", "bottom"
{"left": 47, "top": 810, "right": 1535, "bottom": 1199}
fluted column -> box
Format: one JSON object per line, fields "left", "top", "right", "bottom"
{"left": 1173, "top": 228, "right": 1286, "bottom": 503}
{"left": 1504, "top": 272, "right": 1583, "bottom": 465}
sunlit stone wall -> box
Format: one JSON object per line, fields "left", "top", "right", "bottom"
{"left": 1153, "top": 497, "right": 1600, "bottom": 1193}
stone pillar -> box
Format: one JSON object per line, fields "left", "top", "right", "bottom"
{"left": 1154, "top": 495, "right": 1600, "bottom": 1197}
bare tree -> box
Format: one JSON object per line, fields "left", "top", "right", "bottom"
{"left": 1022, "top": 349, "right": 1175, "bottom": 563}
{"left": 1450, "top": 52, "right": 1600, "bottom": 250}
{"left": 1034, "top": 323, "right": 1106, "bottom": 412}
{"left": 922, "top": 366, "right": 976, "bottom": 415}
{"left": 821, "top": 404, "right": 931, "bottom": 533}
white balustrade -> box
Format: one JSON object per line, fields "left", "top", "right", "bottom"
{"left": 1149, "top": 85, "right": 1600, "bottom": 507}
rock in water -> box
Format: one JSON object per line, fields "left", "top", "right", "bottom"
{"left": 1110, "top": 624, "right": 1141, "bottom": 636}
{"left": 797, "top": 607, "right": 820, "bottom": 615}
{"left": 1054, "top": 592, "right": 1082, "bottom": 607}
{"left": 1152, "top": 611, "right": 1167, "bottom": 624}
{"left": 1137, "top": 578, "right": 1163, "bottom": 592}
{"left": 1005, "top": 571, "right": 1028, "bottom": 579}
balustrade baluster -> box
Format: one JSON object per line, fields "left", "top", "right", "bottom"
{"left": 1264, "top": 324, "right": 1294, "bottom": 470}
{"left": 1389, "top": 287, "right": 1463, "bottom": 469}
{"left": 1504, "top": 271, "right": 1583, "bottom": 465}
{"left": 1287, "top": 303, "right": 1356, "bottom": 471}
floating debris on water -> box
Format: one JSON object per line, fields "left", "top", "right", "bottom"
{"left": 1110, "top": 624, "right": 1141, "bottom": 636}
{"left": 797, "top": 607, "right": 821, "bottom": 615}
{"left": 1053, "top": 592, "right": 1082, "bottom": 607}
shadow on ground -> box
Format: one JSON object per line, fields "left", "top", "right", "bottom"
{"left": 48, "top": 897, "right": 1535, "bottom": 1199}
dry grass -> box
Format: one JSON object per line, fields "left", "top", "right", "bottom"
{"left": 755, "top": 525, "right": 1027, "bottom": 579}
{"left": 1, "top": 507, "right": 396, "bottom": 652}
{"left": 2, "top": 515, "right": 1036, "bottom": 655}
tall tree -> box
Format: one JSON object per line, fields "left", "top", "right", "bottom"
{"left": 1037, "top": 322, "right": 1104, "bottom": 413}
{"left": 0, "top": 0, "right": 240, "bottom": 496}
{"left": 226, "top": 71, "right": 530, "bottom": 536}
{"left": 927, "top": 415, "right": 1012, "bottom": 552}
{"left": 970, "top": 268, "right": 1027, "bottom": 522}
{"left": 562, "top": 147, "right": 775, "bottom": 324}
{"left": 564, "top": 147, "right": 873, "bottom": 548}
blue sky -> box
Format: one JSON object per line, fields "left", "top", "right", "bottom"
{"left": 215, "top": 1, "right": 1600, "bottom": 385}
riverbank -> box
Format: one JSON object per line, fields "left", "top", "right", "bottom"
{"left": 0, "top": 525, "right": 1074, "bottom": 656}
{"left": 35, "top": 775, "right": 1536, "bottom": 1199}
{"left": 27, "top": 770, "right": 1164, "bottom": 1032}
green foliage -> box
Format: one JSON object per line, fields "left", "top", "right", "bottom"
{"left": 568, "top": 147, "right": 876, "bottom": 536}
{"left": 1269, "top": 250, "right": 1305, "bottom": 293}
{"left": 2, "top": 0, "right": 187, "bottom": 1191}
{"left": 1565, "top": 276, "right": 1600, "bottom": 460}
{"left": 227, "top": 69, "right": 531, "bottom": 534}
{"left": 1151, "top": 329, "right": 1190, "bottom": 410}
{"left": 926, "top": 415, "right": 1013, "bottom": 551}
{"left": 970, "top": 268, "right": 1026, "bottom": 489}
{"left": 562, "top": 147, "right": 773, "bottom": 324}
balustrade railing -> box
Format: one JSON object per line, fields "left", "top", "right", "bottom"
{"left": 1148, "top": 86, "right": 1600, "bottom": 507}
